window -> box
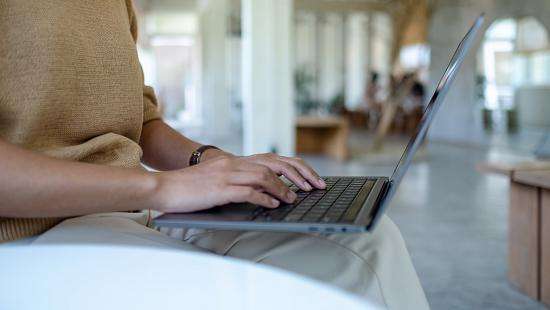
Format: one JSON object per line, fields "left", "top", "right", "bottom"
{"left": 479, "top": 17, "right": 550, "bottom": 110}
{"left": 137, "top": 11, "right": 202, "bottom": 128}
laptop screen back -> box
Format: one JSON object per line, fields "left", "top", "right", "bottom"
{"left": 370, "top": 15, "right": 485, "bottom": 228}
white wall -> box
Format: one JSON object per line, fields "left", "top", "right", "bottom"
{"left": 295, "top": 12, "right": 317, "bottom": 73}
{"left": 427, "top": 0, "right": 550, "bottom": 145}
{"left": 517, "top": 86, "right": 550, "bottom": 129}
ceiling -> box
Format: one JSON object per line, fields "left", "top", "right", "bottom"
{"left": 137, "top": 0, "right": 411, "bottom": 13}
{"left": 295, "top": 0, "right": 403, "bottom": 12}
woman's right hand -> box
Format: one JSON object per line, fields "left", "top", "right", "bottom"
{"left": 152, "top": 157, "right": 298, "bottom": 213}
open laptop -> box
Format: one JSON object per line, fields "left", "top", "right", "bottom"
{"left": 154, "top": 15, "right": 485, "bottom": 234}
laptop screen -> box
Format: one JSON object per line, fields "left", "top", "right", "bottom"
{"left": 372, "top": 15, "right": 485, "bottom": 225}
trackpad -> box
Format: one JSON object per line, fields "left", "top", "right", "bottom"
{"left": 163, "top": 203, "right": 259, "bottom": 222}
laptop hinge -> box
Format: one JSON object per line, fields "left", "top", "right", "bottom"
{"left": 365, "top": 179, "right": 393, "bottom": 230}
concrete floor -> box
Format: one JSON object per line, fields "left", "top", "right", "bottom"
{"left": 302, "top": 136, "right": 547, "bottom": 310}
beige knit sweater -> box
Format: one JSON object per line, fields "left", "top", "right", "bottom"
{"left": 0, "top": 0, "right": 161, "bottom": 242}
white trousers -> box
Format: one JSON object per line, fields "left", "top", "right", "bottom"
{"left": 12, "top": 212, "right": 429, "bottom": 309}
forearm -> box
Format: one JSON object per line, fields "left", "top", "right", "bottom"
{"left": 0, "top": 139, "right": 158, "bottom": 218}
{"left": 140, "top": 120, "right": 231, "bottom": 171}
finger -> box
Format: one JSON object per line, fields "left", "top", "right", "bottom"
{"left": 232, "top": 160, "right": 292, "bottom": 186}
{"left": 225, "top": 186, "right": 280, "bottom": 209}
{"left": 279, "top": 157, "right": 326, "bottom": 189}
{"left": 258, "top": 160, "right": 312, "bottom": 192}
{"left": 227, "top": 171, "right": 296, "bottom": 204}
{"left": 244, "top": 154, "right": 313, "bottom": 191}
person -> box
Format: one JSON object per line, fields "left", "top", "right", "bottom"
{"left": 0, "top": 2, "right": 429, "bottom": 309}
{"left": 400, "top": 76, "right": 426, "bottom": 135}
{"left": 364, "top": 72, "right": 383, "bottom": 130}
{"left": 365, "top": 72, "right": 381, "bottom": 108}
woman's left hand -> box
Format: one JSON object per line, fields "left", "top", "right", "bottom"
{"left": 203, "top": 151, "right": 326, "bottom": 192}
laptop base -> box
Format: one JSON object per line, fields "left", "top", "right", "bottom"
{"left": 153, "top": 176, "right": 388, "bottom": 234}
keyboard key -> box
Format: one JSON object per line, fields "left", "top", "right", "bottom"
{"left": 302, "top": 214, "right": 324, "bottom": 222}
{"left": 265, "top": 206, "right": 294, "bottom": 221}
{"left": 284, "top": 212, "right": 305, "bottom": 222}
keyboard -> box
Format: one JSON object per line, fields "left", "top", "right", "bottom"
{"left": 252, "top": 177, "right": 375, "bottom": 224}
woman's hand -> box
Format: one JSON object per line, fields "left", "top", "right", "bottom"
{"left": 202, "top": 152, "right": 326, "bottom": 192}
{"left": 203, "top": 149, "right": 327, "bottom": 191}
{"left": 154, "top": 157, "right": 298, "bottom": 213}
{"left": 239, "top": 153, "right": 326, "bottom": 191}
{"left": 153, "top": 154, "right": 325, "bottom": 214}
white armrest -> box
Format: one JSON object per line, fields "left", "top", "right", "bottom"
{"left": 0, "top": 245, "right": 379, "bottom": 310}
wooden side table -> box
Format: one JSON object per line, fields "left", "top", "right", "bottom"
{"left": 479, "top": 161, "right": 550, "bottom": 304}
{"left": 295, "top": 116, "right": 350, "bottom": 161}
{"left": 511, "top": 170, "right": 550, "bottom": 304}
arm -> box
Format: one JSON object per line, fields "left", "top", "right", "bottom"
{"left": 0, "top": 138, "right": 295, "bottom": 218}
{"left": 0, "top": 138, "right": 157, "bottom": 218}
{"left": 140, "top": 119, "right": 231, "bottom": 171}
{"left": 140, "top": 120, "right": 326, "bottom": 191}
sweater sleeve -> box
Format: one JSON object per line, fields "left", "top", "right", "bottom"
{"left": 126, "top": 0, "right": 162, "bottom": 124}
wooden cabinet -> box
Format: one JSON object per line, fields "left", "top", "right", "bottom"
{"left": 541, "top": 190, "right": 550, "bottom": 303}
{"left": 508, "top": 181, "right": 540, "bottom": 299}
{"left": 508, "top": 170, "right": 550, "bottom": 305}
{"left": 478, "top": 163, "right": 550, "bottom": 305}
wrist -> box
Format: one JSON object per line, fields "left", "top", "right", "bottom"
{"left": 141, "top": 171, "right": 166, "bottom": 212}
{"left": 200, "top": 148, "right": 234, "bottom": 163}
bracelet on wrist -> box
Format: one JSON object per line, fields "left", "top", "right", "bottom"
{"left": 189, "top": 145, "right": 220, "bottom": 166}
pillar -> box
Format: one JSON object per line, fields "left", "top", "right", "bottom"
{"left": 319, "top": 13, "right": 346, "bottom": 106}
{"left": 345, "top": 13, "right": 369, "bottom": 110}
{"left": 241, "top": 0, "right": 295, "bottom": 155}
{"left": 199, "top": 0, "right": 231, "bottom": 136}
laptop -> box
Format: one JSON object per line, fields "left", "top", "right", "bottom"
{"left": 154, "top": 14, "right": 485, "bottom": 234}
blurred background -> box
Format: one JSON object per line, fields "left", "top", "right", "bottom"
{"left": 133, "top": 0, "right": 550, "bottom": 309}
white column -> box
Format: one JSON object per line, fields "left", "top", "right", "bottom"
{"left": 319, "top": 13, "right": 346, "bottom": 105}
{"left": 345, "top": 13, "right": 369, "bottom": 110}
{"left": 241, "top": 0, "right": 295, "bottom": 156}
{"left": 199, "top": 0, "right": 231, "bottom": 137}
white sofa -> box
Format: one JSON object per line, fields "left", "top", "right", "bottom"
{"left": 0, "top": 245, "right": 378, "bottom": 310}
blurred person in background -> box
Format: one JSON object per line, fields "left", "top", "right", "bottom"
{"left": 364, "top": 71, "right": 383, "bottom": 130}
{"left": 400, "top": 75, "right": 426, "bottom": 135}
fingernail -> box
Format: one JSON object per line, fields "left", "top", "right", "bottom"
{"left": 303, "top": 182, "right": 312, "bottom": 191}
{"left": 318, "top": 178, "right": 326, "bottom": 187}
{"left": 271, "top": 199, "right": 280, "bottom": 207}
{"left": 287, "top": 191, "right": 297, "bottom": 201}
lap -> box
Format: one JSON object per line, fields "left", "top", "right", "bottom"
{"left": 181, "top": 228, "right": 386, "bottom": 305}
{"left": 165, "top": 216, "right": 429, "bottom": 310}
